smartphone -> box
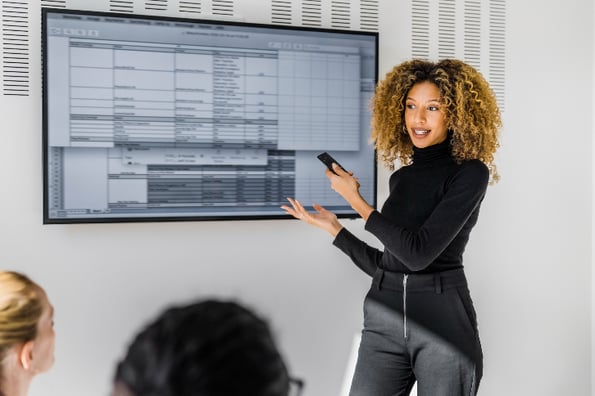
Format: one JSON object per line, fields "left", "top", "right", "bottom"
{"left": 317, "top": 152, "right": 347, "bottom": 174}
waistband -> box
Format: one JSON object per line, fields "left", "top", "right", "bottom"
{"left": 372, "top": 268, "right": 468, "bottom": 294}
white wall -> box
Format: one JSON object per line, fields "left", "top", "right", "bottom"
{"left": 478, "top": 0, "right": 592, "bottom": 393}
{"left": 593, "top": 0, "right": 595, "bottom": 391}
{"left": 0, "top": 0, "right": 591, "bottom": 395}
{"left": 483, "top": 0, "right": 592, "bottom": 393}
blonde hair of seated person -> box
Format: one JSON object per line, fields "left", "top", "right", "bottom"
{"left": 0, "top": 271, "right": 55, "bottom": 396}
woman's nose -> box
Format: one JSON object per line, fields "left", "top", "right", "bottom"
{"left": 413, "top": 109, "right": 426, "bottom": 123}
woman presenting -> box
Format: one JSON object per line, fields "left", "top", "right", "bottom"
{"left": 282, "top": 58, "right": 501, "bottom": 396}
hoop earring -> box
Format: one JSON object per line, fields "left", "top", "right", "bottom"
{"left": 402, "top": 125, "right": 408, "bottom": 134}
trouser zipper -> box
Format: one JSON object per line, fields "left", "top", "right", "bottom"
{"left": 403, "top": 274, "right": 409, "bottom": 339}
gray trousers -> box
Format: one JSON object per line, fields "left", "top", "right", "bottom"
{"left": 349, "top": 268, "right": 483, "bottom": 396}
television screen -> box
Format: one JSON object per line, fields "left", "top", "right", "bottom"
{"left": 42, "top": 8, "right": 378, "bottom": 223}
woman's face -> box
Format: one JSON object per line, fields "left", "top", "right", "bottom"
{"left": 404, "top": 81, "right": 449, "bottom": 149}
{"left": 31, "top": 289, "right": 55, "bottom": 374}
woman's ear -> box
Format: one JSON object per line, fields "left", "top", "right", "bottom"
{"left": 18, "top": 340, "right": 34, "bottom": 370}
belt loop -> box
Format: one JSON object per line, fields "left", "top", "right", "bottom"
{"left": 377, "top": 269, "right": 385, "bottom": 290}
{"left": 434, "top": 273, "right": 442, "bottom": 294}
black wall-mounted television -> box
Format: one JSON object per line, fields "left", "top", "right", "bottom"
{"left": 42, "top": 8, "right": 378, "bottom": 223}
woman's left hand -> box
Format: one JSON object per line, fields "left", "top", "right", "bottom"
{"left": 326, "top": 163, "right": 375, "bottom": 221}
{"left": 326, "top": 163, "right": 361, "bottom": 201}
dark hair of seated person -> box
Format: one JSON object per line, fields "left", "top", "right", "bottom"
{"left": 112, "top": 299, "right": 290, "bottom": 396}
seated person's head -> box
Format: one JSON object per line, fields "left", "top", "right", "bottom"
{"left": 112, "top": 299, "right": 290, "bottom": 396}
{"left": 0, "top": 271, "right": 55, "bottom": 394}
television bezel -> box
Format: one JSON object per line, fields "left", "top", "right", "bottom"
{"left": 41, "top": 7, "right": 378, "bottom": 224}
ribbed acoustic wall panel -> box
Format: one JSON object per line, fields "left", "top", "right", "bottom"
{"left": 3, "top": 1, "right": 503, "bottom": 106}
{"left": 411, "top": 0, "right": 506, "bottom": 110}
{"left": 2, "top": 0, "right": 30, "bottom": 96}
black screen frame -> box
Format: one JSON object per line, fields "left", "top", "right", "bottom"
{"left": 42, "top": 7, "right": 378, "bottom": 224}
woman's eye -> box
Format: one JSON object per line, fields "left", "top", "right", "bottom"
{"left": 406, "top": 103, "right": 415, "bottom": 109}
{"left": 428, "top": 106, "right": 439, "bottom": 111}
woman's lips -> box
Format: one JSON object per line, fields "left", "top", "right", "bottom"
{"left": 413, "top": 128, "right": 430, "bottom": 136}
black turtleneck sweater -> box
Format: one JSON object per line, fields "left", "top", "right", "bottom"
{"left": 333, "top": 139, "right": 489, "bottom": 275}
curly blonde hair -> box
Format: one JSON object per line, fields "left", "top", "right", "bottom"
{"left": 371, "top": 58, "right": 502, "bottom": 182}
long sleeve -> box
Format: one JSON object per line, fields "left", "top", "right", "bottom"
{"left": 364, "top": 160, "right": 488, "bottom": 272}
{"left": 332, "top": 228, "right": 382, "bottom": 277}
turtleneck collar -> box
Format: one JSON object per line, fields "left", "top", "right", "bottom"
{"left": 411, "top": 137, "right": 453, "bottom": 165}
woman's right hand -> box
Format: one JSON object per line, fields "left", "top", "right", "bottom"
{"left": 281, "top": 197, "right": 343, "bottom": 237}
